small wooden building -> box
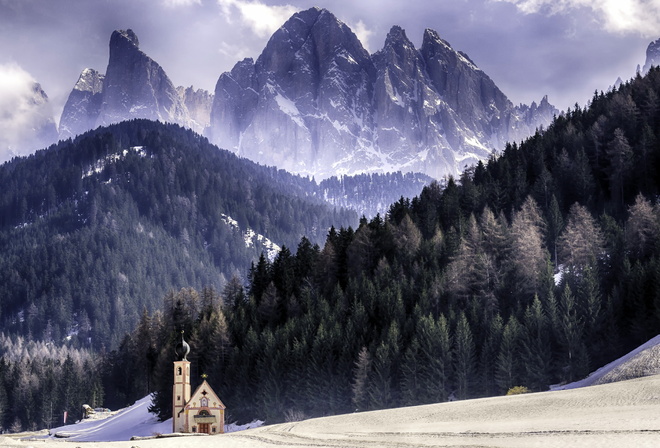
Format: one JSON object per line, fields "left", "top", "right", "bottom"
{"left": 173, "top": 332, "right": 226, "bottom": 434}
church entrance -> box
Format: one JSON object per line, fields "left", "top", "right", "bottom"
{"left": 194, "top": 409, "right": 216, "bottom": 434}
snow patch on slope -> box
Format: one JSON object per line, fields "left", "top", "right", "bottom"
{"left": 552, "top": 334, "right": 660, "bottom": 390}
{"left": 274, "top": 92, "right": 306, "bottom": 129}
{"left": 82, "top": 146, "right": 147, "bottom": 179}
{"left": 220, "top": 214, "right": 281, "bottom": 261}
{"left": 48, "top": 395, "right": 263, "bottom": 442}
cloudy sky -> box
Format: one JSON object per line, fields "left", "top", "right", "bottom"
{"left": 0, "top": 0, "right": 658, "bottom": 140}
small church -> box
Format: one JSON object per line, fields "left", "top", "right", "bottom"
{"left": 172, "top": 332, "right": 226, "bottom": 434}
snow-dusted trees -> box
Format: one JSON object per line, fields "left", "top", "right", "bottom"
{"left": 0, "top": 335, "right": 103, "bottom": 432}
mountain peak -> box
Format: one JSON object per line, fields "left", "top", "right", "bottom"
{"left": 384, "top": 25, "right": 410, "bottom": 47}
{"left": 112, "top": 29, "right": 139, "bottom": 47}
{"left": 422, "top": 28, "right": 451, "bottom": 49}
{"left": 73, "top": 68, "right": 104, "bottom": 93}
{"left": 643, "top": 37, "right": 660, "bottom": 74}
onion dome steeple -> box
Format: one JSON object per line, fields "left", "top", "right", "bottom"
{"left": 175, "top": 330, "right": 190, "bottom": 361}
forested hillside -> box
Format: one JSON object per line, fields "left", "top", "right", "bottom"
{"left": 3, "top": 67, "right": 660, "bottom": 432}
{"left": 0, "top": 120, "right": 356, "bottom": 350}
{"left": 121, "top": 68, "right": 660, "bottom": 425}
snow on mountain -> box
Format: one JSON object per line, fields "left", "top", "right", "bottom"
{"left": 59, "top": 68, "right": 105, "bottom": 140}
{"left": 208, "top": 7, "right": 557, "bottom": 180}
{"left": 58, "top": 10, "right": 557, "bottom": 180}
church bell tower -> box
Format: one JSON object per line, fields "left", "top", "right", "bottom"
{"left": 173, "top": 331, "right": 191, "bottom": 433}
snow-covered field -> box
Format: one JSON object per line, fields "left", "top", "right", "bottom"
{"left": 2, "top": 336, "right": 659, "bottom": 448}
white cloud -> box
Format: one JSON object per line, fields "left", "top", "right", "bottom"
{"left": 349, "top": 19, "right": 374, "bottom": 52}
{"left": 496, "top": 0, "right": 660, "bottom": 37}
{"left": 0, "top": 63, "right": 56, "bottom": 161}
{"left": 217, "top": 0, "right": 299, "bottom": 37}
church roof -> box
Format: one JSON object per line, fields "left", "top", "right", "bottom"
{"left": 188, "top": 379, "right": 226, "bottom": 410}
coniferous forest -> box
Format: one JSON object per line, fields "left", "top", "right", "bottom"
{"left": 2, "top": 68, "right": 660, "bottom": 430}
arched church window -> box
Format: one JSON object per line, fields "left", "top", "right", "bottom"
{"left": 177, "top": 366, "right": 182, "bottom": 375}
{"left": 200, "top": 397, "right": 209, "bottom": 407}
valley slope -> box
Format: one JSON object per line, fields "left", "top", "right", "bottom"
{"left": 0, "top": 120, "right": 355, "bottom": 349}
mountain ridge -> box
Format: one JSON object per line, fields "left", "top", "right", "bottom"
{"left": 208, "top": 8, "right": 558, "bottom": 179}
{"left": 59, "top": 9, "right": 558, "bottom": 180}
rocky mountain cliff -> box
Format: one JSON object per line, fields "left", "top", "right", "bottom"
{"left": 59, "top": 29, "right": 212, "bottom": 140}
{"left": 208, "top": 8, "right": 557, "bottom": 179}
{"left": 643, "top": 38, "right": 660, "bottom": 74}
{"left": 60, "top": 11, "right": 557, "bottom": 180}
{"left": 58, "top": 68, "right": 104, "bottom": 140}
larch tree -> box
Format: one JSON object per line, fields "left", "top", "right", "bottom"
{"left": 509, "top": 196, "right": 548, "bottom": 301}
{"left": 351, "top": 346, "right": 371, "bottom": 411}
{"left": 625, "top": 194, "right": 660, "bottom": 260}
{"left": 557, "top": 203, "right": 605, "bottom": 277}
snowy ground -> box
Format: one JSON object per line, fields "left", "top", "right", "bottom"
{"left": 2, "top": 335, "right": 659, "bottom": 448}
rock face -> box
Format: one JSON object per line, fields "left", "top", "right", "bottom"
{"left": 643, "top": 38, "right": 660, "bottom": 74}
{"left": 177, "top": 86, "right": 213, "bottom": 133}
{"left": 208, "top": 7, "right": 557, "bottom": 179}
{"left": 59, "top": 68, "right": 104, "bottom": 140}
{"left": 59, "top": 29, "right": 212, "bottom": 140}
{"left": 60, "top": 13, "right": 556, "bottom": 180}
{"left": 98, "top": 29, "right": 190, "bottom": 127}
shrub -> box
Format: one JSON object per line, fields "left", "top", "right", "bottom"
{"left": 506, "top": 386, "right": 531, "bottom": 396}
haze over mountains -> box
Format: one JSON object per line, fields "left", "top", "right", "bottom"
{"left": 0, "top": 71, "right": 58, "bottom": 160}
{"left": 52, "top": 7, "right": 558, "bottom": 180}
{"left": 5, "top": 8, "right": 659, "bottom": 180}
{"left": 208, "top": 8, "right": 558, "bottom": 179}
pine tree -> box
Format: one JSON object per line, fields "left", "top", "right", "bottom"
{"left": 606, "top": 128, "right": 633, "bottom": 209}
{"left": 479, "top": 314, "right": 503, "bottom": 396}
{"left": 495, "top": 316, "right": 521, "bottom": 393}
{"left": 415, "top": 313, "right": 451, "bottom": 403}
{"left": 558, "top": 203, "right": 605, "bottom": 276}
{"left": 454, "top": 313, "right": 476, "bottom": 399}
{"left": 557, "top": 285, "right": 589, "bottom": 383}
{"left": 521, "top": 296, "right": 553, "bottom": 391}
